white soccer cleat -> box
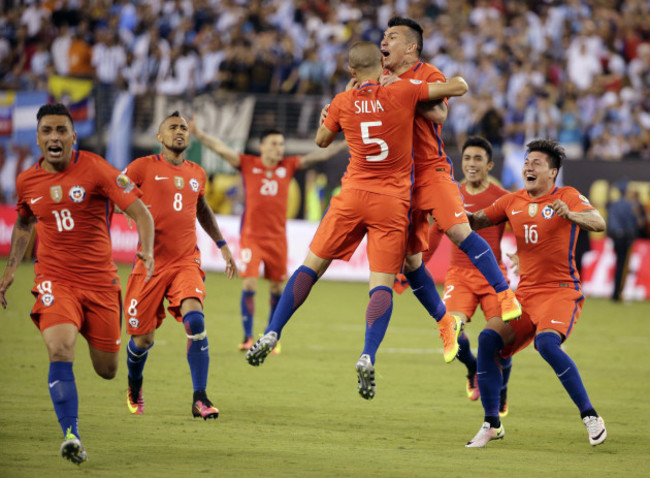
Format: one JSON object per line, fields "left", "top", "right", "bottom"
{"left": 245, "top": 331, "right": 278, "bottom": 366}
{"left": 60, "top": 429, "right": 88, "bottom": 465}
{"left": 465, "top": 421, "right": 505, "bottom": 448}
{"left": 356, "top": 354, "right": 376, "bottom": 400}
{"left": 583, "top": 416, "right": 607, "bottom": 446}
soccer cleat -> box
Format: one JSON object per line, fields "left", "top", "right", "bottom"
{"left": 465, "top": 422, "right": 505, "bottom": 448}
{"left": 499, "top": 388, "right": 508, "bottom": 418}
{"left": 356, "top": 354, "right": 376, "bottom": 400}
{"left": 270, "top": 340, "right": 282, "bottom": 356}
{"left": 245, "top": 331, "right": 278, "bottom": 366}
{"left": 127, "top": 378, "right": 145, "bottom": 415}
{"left": 238, "top": 336, "right": 254, "bottom": 351}
{"left": 466, "top": 372, "right": 480, "bottom": 401}
{"left": 60, "top": 428, "right": 88, "bottom": 465}
{"left": 497, "top": 289, "right": 522, "bottom": 322}
{"left": 583, "top": 416, "right": 607, "bottom": 446}
{"left": 438, "top": 313, "right": 462, "bottom": 363}
{"left": 192, "top": 397, "right": 219, "bottom": 420}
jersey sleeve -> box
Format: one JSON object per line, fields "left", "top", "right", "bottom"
{"left": 15, "top": 173, "right": 33, "bottom": 218}
{"left": 561, "top": 187, "right": 595, "bottom": 213}
{"left": 323, "top": 95, "right": 342, "bottom": 132}
{"left": 96, "top": 159, "right": 142, "bottom": 210}
{"left": 123, "top": 158, "right": 145, "bottom": 187}
{"left": 483, "top": 194, "right": 510, "bottom": 225}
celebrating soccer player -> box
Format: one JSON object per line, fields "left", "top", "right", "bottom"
{"left": 380, "top": 17, "right": 522, "bottom": 347}
{"left": 246, "top": 41, "right": 469, "bottom": 400}
{"left": 123, "top": 112, "right": 237, "bottom": 420}
{"left": 464, "top": 139, "right": 607, "bottom": 447}
{"left": 0, "top": 103, "right": 155, "bottom": 465}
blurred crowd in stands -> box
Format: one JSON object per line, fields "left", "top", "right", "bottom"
{"left": 1, "top": 0, "right": 650, "bottom": 161}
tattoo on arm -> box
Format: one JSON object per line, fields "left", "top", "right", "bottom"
{"left": 196, "top": 198, "right": 223, "bottom": 240}
{"left": 469, "top": 210, "right": 493, "bottom": 230}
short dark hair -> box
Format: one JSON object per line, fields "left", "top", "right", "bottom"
{"left": 167, "top": 111, "right": 182, "bottom": 119}
{"left": 36, "top": 103, "right": 74, "bottom": 126}
{"left": 462, "top": 136, "right": 493, "bottom": 162}
{"left": 526, "top": 138, "right": 565, "bottom": 170}
{"left": 260, "top": 128, "right": 283, "bottom": 142}
{"left": 387, "top": 16, "right": 423, "bottom": 56}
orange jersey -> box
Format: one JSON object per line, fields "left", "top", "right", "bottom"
{"left": 396, "top": 61, "right": 452, "bottom": 182}
{"left": 238, "top": 154, "right": 300, "bottom": 240}
{"left": 324, "top": 79, "right": 431, "bottom": 201}
{"left": 450, "top": 182, "right": 508, "bottom": 268}
{"left": 124, "top": 154, "right": 206, "bottom": 274}
{"left": 16, "top": 150, "right": 141, "bottom": 290}
{"left": 483, "top": 186, "right": 594, "bottom": 291}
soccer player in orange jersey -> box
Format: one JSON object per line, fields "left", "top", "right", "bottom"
{"left": 379, "top": 17, "right": 522, "bottom": 339}
{"left": 123, "top": 112, "right": 237, "bottom": 420}
{"left": 0, "top": 103, "right": 154, "bottom": 465}
{"left": 189, "top": 119, "right": 347, "bottom": 352}
{"left": 424, "top": 137, "right": 513, "bottom": 413}
{"left": 464, "top": 139, "right": 607, "bottom": 448}
{"left": 246, "top": 42, "right": 469, "bottom": 399}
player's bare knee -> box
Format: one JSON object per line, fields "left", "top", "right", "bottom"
{"left": 132, "top": 334, "right": 154, "bottom": 349}
{"left": 403, "top": 254, "right": 421, "bottom": 273}
{"left": 95, "top": 363, "right": 118, "bottom": 380}
{"left": 46, "top": 342, "right": 75, "bottom": 363}
{"left": 446, "top": 223, "right": 471, "bottom": 246}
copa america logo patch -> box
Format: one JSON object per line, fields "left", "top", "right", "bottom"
{"left": 116, "top": 174, "right": 134, "bottom": 193}
{"left": 276, "top": 167, "right": 287, "bottom": 178}
{"left": 409, "top": 79, "right": 423, "bottom": 84}
{"left": 68, "top": 185, "right": 86, "bottom": 203}
{"left": 189, "top": 178, "right": 199, "bottom": 192}
{"left": 41, "top": 293, "right": 54, "bottom": 306}
{"left": 128, "top": 317, "right": 140, "bottom": 328}
{"left": 542, "top": 204, "right": 555, "bottom": 219}
{"left": 579, "top": 194, "right": 591, "bottom": 206}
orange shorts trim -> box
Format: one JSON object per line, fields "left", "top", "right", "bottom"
{"left": 310, "top": 188, "right": 410, "bottom": 274}
{"left": 501, "top": 286, "right": 584, "bottom": 359}
{"left": 30, "top": 280, "right": 122, "bottom": 353}
{"left": 408, "top": 173, "right": 467, "bottom": 255}
{"left": 442, "top": 266, "right": 506, "bottom": 321}
{"left": 124, "top": 265, "right": 206, "bottom": 335}
{"left": 239, "top": 235, "right": 288, "bottom": 282}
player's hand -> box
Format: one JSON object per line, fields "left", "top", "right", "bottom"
{"left": 219, "top": 245, "right": 238, "bottom": 279}
{"left": 506, "top": 252, "right": 520, "bottom": 276}
{"left": 550, "top": 199, "right": 571, "bottom": 219}
{"left": 0, "top": 274, "right": 13, "bottom": 309}
{"left": 319, "top": 104, "right": 330, "bottom": 127}
{"left": 344, "top": 78, "right": 359, "bottom": 91}
{"left": 187, "top": 115, "right": 197, "bottom": 136}
{"left": 137, "top": 252, "right": 154, "bottom": 282}
{"left": 379, "top": 72, "right": 400, "bottom": 86}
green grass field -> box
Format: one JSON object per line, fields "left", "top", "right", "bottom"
{"left": 1, "top": 260, "right": 649, "bottom": 477}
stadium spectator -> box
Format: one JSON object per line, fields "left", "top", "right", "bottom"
{"left": 465, "top": 139, "right": 607, "bottom": 448}
{"left": 380, "top": 16, "right": 522, "bottom": 350}
{"left": 607, "top": 181, "right": 644, "bottom": 301}
{"left": 424, "top": 136, "right": 513, "bottom": 414}
{"left": 188, "top": 119, "right": 347, "bottom": 352}
{"left": 0, "top": 103, "right": 154, "bottom": 464}
{"left": 123, "top": 111, "right": 237, "bottom": 419}
{"left": 245, "top": 42, "right": 470, "bottom": 400}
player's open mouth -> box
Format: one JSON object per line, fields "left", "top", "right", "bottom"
{"left": 526, "top": 175, "right": 536, "bottom": 183}
{"left": 381, "top": 50, "right": 390, "bottom": 57}
{"left": 48, "top": 146, "right": 63, "bottom": 157}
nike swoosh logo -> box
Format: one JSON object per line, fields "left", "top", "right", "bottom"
{"left": 476, "top": 371, "right": 486, "bottom": 375}
{"left": 557, "top": 367, "right": 570, "bottom": 378}
{"left": 195, "top": 288, "right": 203, "bottom": 294}
{"left": 474, "top": 250, "right": 489, "bottom": 260}
{"left": 464, "top": 204, "right": 475, "bottom": 207}
{"left": 155, "top": 176, "right": 169, "bottom": 180}
{"left": 30, "top": 196, "right": 43, "bottom": 204}
{"left": 48, "top": 380, "right": 60, "bottom": 388}
{"left": 454, "top": 211, "right": 464, "bottom": 217}
{"left": 511, "top": 210, "right": 523, "bottom": 215}
{"left": 252, "top": 168, "right": 263, "bottom": 173}
{"left": 200, "top": 345, "right": 209, "bottom": 351}
{"left": 550, "top": 320, "right": 564, "bottom": 324}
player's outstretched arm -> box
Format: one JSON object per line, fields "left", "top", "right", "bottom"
{"left": 196, "top": 197, "right": 238, "bottom": 279}
{"left": 427, "top": 76, "right": 468, "bottom": 101}
{"left": 0, "top": 213, "right": 35, "bottom": 308}
{"left": 550, "top": 200, "right": 606, "bottom": 232}
{"left": 188, "top": 116, "right": 241, "bottom": 168}
{"left": 301, "top": 139, "right": 348, "bottom": 168}
{"left": 315, "top": 123, "right": 339, "bottom": 149}
{"left": 467, "top": 210, "right": 494, "bottom": 231}
{"left": 125, "top": 199, "right": 155, "bottom": 281}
